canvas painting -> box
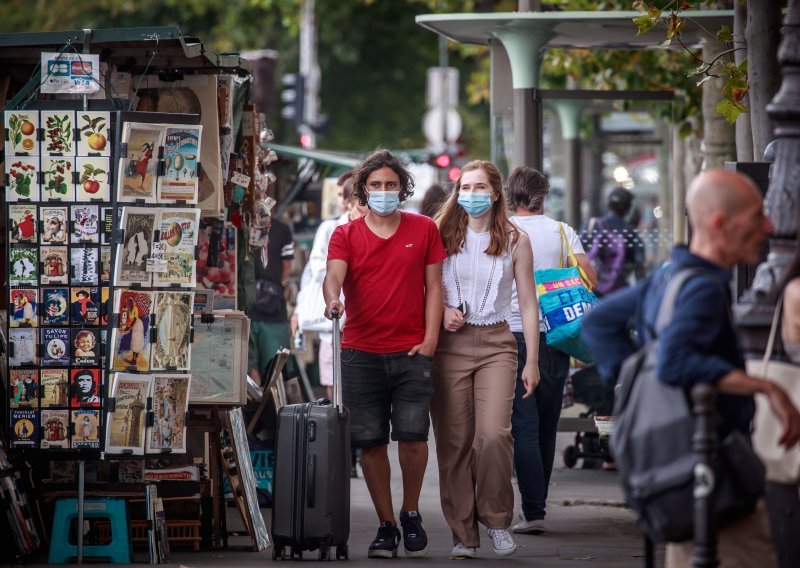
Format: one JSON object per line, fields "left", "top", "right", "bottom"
{"left": 40, "top": 246, "right": 69, "bottom": 285}
{"left": 5, "top": 110, "right": 39, "bottom": 156}
{"left": 76, "top": 156, "right": 110, "bottom": 201}
{"left": 5, "top": 156, "right": 40, "bottom": 201}
{"left": 153, "top": 209, "right": 200, "bottom": 287}
{"left": 10, "top": 288, "right": 37, "bottom": 328}
{"left": 118, "top": 122, "right": 162, "bottom": 203}
{"left": 10, "top": 247, "right": 38, "bottom": 286}
{"left": 8, "top": 204, "right": 37, "bottom": 244}
{"left": 76, "top": 112, "right": 110, "bottom": 157}
{"left": 41, "top": 206, "right": 68, "bottom": 244}
{"left": 106, "top": 373, "right": 152, "bottom": 455}
{"left": 157, "top": 125, "right": 202, "bottom": 203}
{"left": 151, "top": 291, "right": 193, "bottom": 371}
{"left": 41, "top": 409, "right": 70, "bottom": 449}
{"left": 111, "top": 289, "right": 154, "bottom": 372}
{"left": 146, "top": 374, "right": 191, "bottom": 453}
{"left": 40, "top": 369, "right": 69, "bottom": 407}
{"left": 115, "top": 207, "right": 156, "bottom": 287}
{"left": 41, "top": 111, "right": 75, "bottom": 156}
{"left": 70, "top": 246, "right": 99, "bottom": 285}
{"left": 71, "top": 204, "right": 100, "bottom": 243}
{"left": 9, "top": 328, "right": 38, "bottom": 366}
{"left": 71, "top": 409, "right": 100, "bottom": 449}
{"left": 9, "top": 369, "right": 38, "bottom": 408}
{"left": 41, "top": 157, "right": 75, "bottom": 201}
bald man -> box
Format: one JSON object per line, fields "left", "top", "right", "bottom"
{"left": 582, "top": 169, "right": 800, "bottom": 567}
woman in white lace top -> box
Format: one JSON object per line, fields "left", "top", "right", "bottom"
{"left": 431, "top": 160, "right": 540, "bottom": 559}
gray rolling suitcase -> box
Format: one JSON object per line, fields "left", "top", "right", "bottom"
{"left": 271, "top": 310, "right": 350, "bottom": 560}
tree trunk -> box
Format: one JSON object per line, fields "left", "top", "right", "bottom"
{"left": 747, "top": 0, "right": 782, "bottom": 160}
{"left": 701, "top": 36, "right": 737, "bottom": 169}
{"left": 735, "top": 1, "right": 754, "bottom": 161}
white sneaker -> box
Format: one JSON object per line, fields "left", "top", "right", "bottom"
{"left": 451, "top": 542, "right": 477, "bottom": 559}
{"left": 512, "top": 516, "right": 545, "bottom": 534}
{"left": 487, "top": 528, "right": 517, "bottom": 556}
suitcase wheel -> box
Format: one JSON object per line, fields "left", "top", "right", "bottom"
{"left": 336, "top": 544, "right": 348, "bottom": 560}
{"left": 317, "top": 547, "right": 330, "bottom": 561}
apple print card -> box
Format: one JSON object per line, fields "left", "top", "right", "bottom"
{"left": 76, "top": 157, "right": 110, "bottom": 201}
{"left": 77, "top": 112, "right": 110, "bottom": 157}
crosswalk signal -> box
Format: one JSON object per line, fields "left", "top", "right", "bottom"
{"left": 281, "top": 73, "right": 305, "bottom": 126}
{"left": 430, "top": 152, "right": 452, "bottom": 169}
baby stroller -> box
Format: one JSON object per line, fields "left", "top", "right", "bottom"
{"left": 562, "top": 366, "right": 616, "bottom": 469}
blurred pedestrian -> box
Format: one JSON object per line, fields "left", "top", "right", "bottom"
{"left": 431, "top": 160, "right": 540, "bottom": 559}
{"left": 420, "top": 183, "right": 448, "bottom": 218}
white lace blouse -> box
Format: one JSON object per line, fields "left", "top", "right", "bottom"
{"left": 442, "top": 227, "right": 515, "bottom": 326}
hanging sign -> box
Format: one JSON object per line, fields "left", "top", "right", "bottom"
{"left": 41, "top": 52, "right": 100, "bottom": 94}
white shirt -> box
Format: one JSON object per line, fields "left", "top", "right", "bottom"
{"left": 508, "top": 214, "right": 585, "bottom": 332}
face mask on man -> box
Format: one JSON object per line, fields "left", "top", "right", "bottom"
{"left": 368, "top": 190, "right": 401, "bottom": 216}
{"left": 457, "top": 192, "right": 493, "bottom": 217}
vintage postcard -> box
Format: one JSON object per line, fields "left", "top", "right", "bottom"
{"left": 151, "top": 291, "right": 193, "bottom": 371}
{"left": 9, "top": 204, "right": 37, "bottom": 244}
{"left": 10, "top": 247, "right": 38, "bottom": 286}
{"left": 153, "top": 209, "right": 200, "bottom": 287}
{"left": 41, "top": 206, "right": 68, "bottom": 244}
{"left": 41, "top": 409, "right": 70, "bottom": 449}
{"left": 71, "top": 204, "right": 100, "bottom": 243}
{"left": 77, "top": 112, "right": 110, "bottom": 157}
{"left": 42, "top": 327, "right": 70, "bottom": 367}
{"left": 40, "top": 368, "right": 70, "bottom": 407}
{"left": 100, "top": 246, "right": 111, "bottom": 284}
{"left": 9, "top": 328, "right": 38, "bottom": 366}
{"left": 115, "top": 207, "right": 156, "bottom": 287}
{"left": 9, "top": 369, "right": 38, "bottom": 408}
{"left": 197, "top": 221, "right": 236, "bottom": 309}
{"left": 70, "top": 368, "right": 101, "bottom": 407}
{"left": 42, "top": 287, "right": 69, "bottom": 326}
{"left": 111, "top": 289, "right": 154, "bottom": 372}
{"left": 41, "top": 157, "right": 75, "bottom": 201}
{"left": 100, "top": 206, "right": 114, "bottom": 245}
{"left": 146, "top": 374, "right": 191, "bottom": 453}
{"left": 72, "top": 409, "right": 100, "bottom": 449}
{"left": 41, "top": 246, "right": 69, "bottom": 285}
{"left": 10, "top": 288, "right": 38, "bottom": 328}
{"left": 106, "top": 373, "right": 152, "bottom": 455}
{"left": 42, "top": 111, "right": 75, "bottom": 156}
{"left": 118, "top": 122, "right": 162, "bottom": 203}
{"left": 192, "top": 289, "right": 214, "bottom": 315}
{"left": 101, "top": 286, "right": 110, "bottom": 326}
{"left": 5, "top": 156, "right": 40, "bottom": 201}
{"left": 70, "top": 286, "right": 99, "bottom": 326}
{"left": 157, "top": 125, "right": 202, "bottom": 203}
{"left": 71, "top": 328, "right": 99, "bottom": 367}
{"left": 5, "top": 110, "right": 40, "bottom": 156}
{"left": 76, "top": 156, "right": 110, "bottom": 201}
{"left": 70, "top": 246, "right": 99, "bottom": 285}
{"left": 10, "top": 409, "right": 39, "bottom": 449}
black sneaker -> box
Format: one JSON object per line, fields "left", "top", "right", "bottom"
{"left": 367, "top": 522, "right": 401, "bottom": 559}
{"left": 399, "top": 511, "right": 429, "bottom": 557}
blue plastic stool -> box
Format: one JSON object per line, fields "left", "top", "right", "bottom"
{"left": 48, "top": 497, "right": 132, "bottom": 564}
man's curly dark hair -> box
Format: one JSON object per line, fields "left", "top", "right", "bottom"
{"left": 352, "top": 148, "right": 415, "bottom": 206}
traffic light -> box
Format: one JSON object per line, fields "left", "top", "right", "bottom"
{"left": 280, "top": 73, "right": 305, "bottom": 126}
{"left": 429, "top": 151, "right": 452, "bottom": 169}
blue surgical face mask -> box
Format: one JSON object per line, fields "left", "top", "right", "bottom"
{"left": 457, "top": 192, "right": 493, "bottom": 217}
{"left": 367, "top": 190, "right": 401, "bottom": 216}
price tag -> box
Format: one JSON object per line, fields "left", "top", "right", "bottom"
{"left": 146, "top": 242, "right": 168, "bottom": 273}
{"left": 230, "top": 172, "right": 251, "bottom": 187}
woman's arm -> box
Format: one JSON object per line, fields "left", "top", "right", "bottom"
{"left": 513, "top": 233, "right": 540, "bottom": 398}
{"left": 783, "top": 278, "right": 800, "bottom": 344}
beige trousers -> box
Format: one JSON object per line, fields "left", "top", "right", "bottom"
{"left": 430, "top": 322, "right": 518, "bottom": 547}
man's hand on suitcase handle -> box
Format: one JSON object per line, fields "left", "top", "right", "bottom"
{"left": 325, "top": 300, "right": 344, "bottom": 320}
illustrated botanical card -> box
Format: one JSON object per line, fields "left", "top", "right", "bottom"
{"left": 10, "top": 288, "right": 38, "bottom": 328}
{"left": 146, "top": 374, "right": 191, "bottom": 453}
{"left": 5, "top": 157, "right": 40, "bottom": 201}
{"left": 42, "top": 111, "right": 75, "bottom": 156}
{"left": 111, "top": 289, "right": 154, "bottom": 372}
{"left": 40, "top": 369, "right": 70, "bottom": 407}
{"left": 9, "top": 369, "right": 38, "bottom": 408}
{"left": 71, "top": 328, "right": 99, "bottom": 367}
{"left": 41, "top": 206, "right": 68, "bottom": 244}
{"left": 77, "top": 112, "right": 110, "bottom": 157}
{"left": 9, "top": 204, "right": 37, "bottom": 244}
{"left": 70, "top": 368, "right": 101, "bottom": 407}
{"left": 10, "top": 247, "right": 38, "bottom": 286}
{"left": 100, "top": 246, "right": 111, "bottom": 284}
{"left": 76, "top": 157, "right": 110, "bottom": 201}
{"left": 70, "top": 246, "right": 99, "bottom": 285}
{"left": 106, "top": 373, "right": 152, "bottom": 455}
{"left": 115, "top": 207, "right": 156, "bottom": 287}
{"left": 41, "top": 409, "right": 70, "bottom": 449}
{"left": 42, "top": 288, "right": 69, "bottom": 326}
{"left": 100, "top": 207, "right": 114, "bottom": 245}
{"left": 5, "top": 110, "right": 39, "bottom": 155}
{"left": 9, "top": 328, "right": 38, "bottom": 367}
{"left": 118, "top": 122, "right": 162, "bottom": 203}
{"left": 151, "top": 291, "right": 193, "bottom": 371}
{"left": 71, "top": 409, "right": 100, "bottom": 449}
{"left": 158, "top": 125, "right": 202, "bottom": 203}
{"left": 153, "top": 209, "right": 201, "bottom": 287}
{"left": 70, "top": 286, "right": 99, "bottom": 326}
{"left": 41, "top": 157, "right": 75, "bottom": 201}
{"left": 71, "top": 204, "right": 100, "bottom": 243}
{"left": 10, "top": 409, "right": 39, "bottom": 449}
{"left": 41, "top": 246, "right": 69, "bottom": 285}
{"left": 42, "top": 327, "right": 70, "bottom": 367}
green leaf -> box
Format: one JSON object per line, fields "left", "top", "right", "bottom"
{"left": 9, "top": 115, "right": 18, "bottom": 130}
{"left": 633, "top": 14, "right": 656, "bottom": 35}
{"left": 82, "top": 115, "right": 91, "bottom": 122}
{"left": 80, "top": 125, "right": 91, "bottom": 132}
{"left": 79, "top": 174, "right": 89, "bottom": 184}
{"left": 716, "top": 98, "right": 743, "bottom": 124}
{"left": 48, "top": 180, "right": 56, "bottom": 189}
{"left": 14, "top": 132, "right": 21, "bottom": 146}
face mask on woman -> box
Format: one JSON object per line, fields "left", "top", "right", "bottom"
{"left": 368, "top": 191, "right": 401, "bottom": 216}
{"left": 457, "top": 192, "right": 492, "bottom": 217}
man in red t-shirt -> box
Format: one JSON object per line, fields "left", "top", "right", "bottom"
{"left": 325, "top": 149, "right": 445, "bottom": 559}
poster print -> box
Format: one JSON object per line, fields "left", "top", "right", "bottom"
{"left": 70, "top": 368, "right": 101, "bottom": 407}
{"left": 5, "top": 157, "right": 40, "bottom": 201}
{"left": 153, "top": 209, "right": 200, "bottom": 287}
{"left": 8, "top": 204, "right": 37, "bottom": 244}
{"left": 40, "top": 369, "right": 69, "bottom": 407}
{"left": 9, "top": 369, "right": 38, "bottom": 408}
{"left": 146, "top": 374, "right": 191, "bottom": 453}
{"left": 70, "top": 246, "right": 99, "bottom": 285}
{"left": 111, "top": 289, "right": 154, "bottom": 372}
{"left": 10, "top": 247, "right": 38, "bottom": 286}
{"left": 106, "top": 373, "right": 152, "bottom": 455}
{"left": 10, "top": 409, "right": 39, "bottom": 449}
{"left": 76, "top": 156, "right": 110, "bottom": 201}
{"left": 71, "top": 409, "right": 100, "bottom": 449}
{"left": 70, "top": 286, "right": 99, "bottom": 326}
{"left": 100, "top": 207, "right": 114, "bottom": 244}
{"left": 151, "top": 291, "right": 193, "bottom": 371}
{"left": 41, "top": 246, "right": 69, "bottom": 285}
{"left": 77, "top": 112, "right": 110, "bottom": 157}
{"left": 115, "top": 207, "right": 156, "bottom": 287}
{"left": 41, "top": 157, "right": 75, "bottom": 201}
{"left": 42, "top": 288, "right": 69, "bottom": 326}
{"left": 157, "top": 125, "right": 202, "bottom": 203}
{"left": 100, "top": 246, "right": 111, "bottom": 284}
{"left": 42, "top": 111, "right": 75, "bottom": 156}
{"left": 9, "top": 328, "right": 38, "bottom": 366}
{"left": 118, "top": 122, "right": 162, "bottom": 203}
{"left": 197, "top": 221, "right": 236, "bottom": 310}
{"left": 101, "top": 286, "right": 110, "bottom": 326}
{"left": 71, "top": 328, "right": 99, "bottom": 367}
{"left": 10, "top": 288, "right": 37, "bottom": 328}
{"left": 5, "top": 110, "right": 39, "bottom": 155}
{"left": 71, "top": 204, "right": 100, "bottom": 243}
{"left": 41, "top": 410, "right": 70, "bottom": 449}
{"left": 41, "top": 206, "right": 68, "bottom": 244}
{"left": 42, "top": 327, "right": 70, "bottom": 367}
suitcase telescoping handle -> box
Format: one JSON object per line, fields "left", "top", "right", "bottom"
{"left": 331, "top": 308, "right": 344, "bottom": 414}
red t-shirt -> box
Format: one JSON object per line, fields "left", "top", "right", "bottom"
{"left": 327, "top": 212, "right": 447, "bottom": 353}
